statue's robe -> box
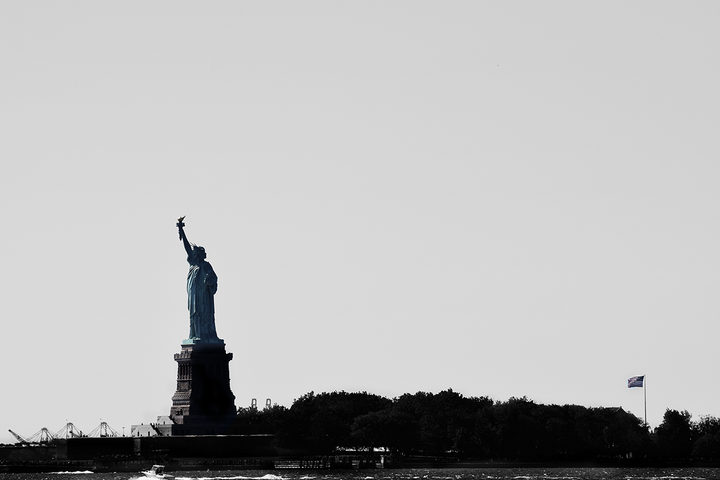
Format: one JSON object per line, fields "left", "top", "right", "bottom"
{"left": 186, "top": 258, "right": 219, "bottom": 341}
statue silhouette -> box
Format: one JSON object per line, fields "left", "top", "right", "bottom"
{"left": 177, "top": 217, "right": 222, "bottom": 344}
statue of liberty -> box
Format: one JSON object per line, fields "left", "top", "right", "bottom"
{"left": 177, "top": 216, "right": 222, "bottom": 344}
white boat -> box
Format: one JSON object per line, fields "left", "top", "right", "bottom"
{"left": 141, "top": 465, "right": 174, "bottom": 479}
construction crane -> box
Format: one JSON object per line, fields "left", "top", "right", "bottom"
{"left": 8, "top": 429, "right": 29, "bottom": 445}
{"left": 56, "top": 422, "right": 84, "bottom": 439}
{"left": 29, "top": 428, "right": 56, "bottom": 444}
{"left": 88, "top": 421, "right": 119, "bottom": 438}
{"left": 9, "top": 428, "right": 56, "bottom": 444}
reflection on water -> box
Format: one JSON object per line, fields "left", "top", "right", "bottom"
{"left": 3, "top": 469, "right": 720, "bottom": 480}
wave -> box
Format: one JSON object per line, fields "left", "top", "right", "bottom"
{"left": 48, "top": 472, "right": 95, "bottom": 475}
{"left": 176, "top": 475, "right": 286, "bottom": 480}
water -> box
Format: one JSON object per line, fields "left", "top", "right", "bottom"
{"left": 3, "top": 469, "right": 720, "bottom": 480}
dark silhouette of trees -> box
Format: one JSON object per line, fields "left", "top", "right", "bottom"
{"left": 351, "top": 408, "right": 417, "bottom": 451}
{"left": 389, "top": 389, "right": 493, "bottom": 455}
{"left": 231, "top": 404, "right": 289, "bottom": 436}
{"left": 654, "top": 409, "right": 694, "bottom": 461}
{"left": 232, "top": 389, "right": 720, "bottom": 464}
{"left": 692, "top": 415, "right": 720, "bottom": 460}
{"left": 275, "top": 391, "right": 391, "bottom": 451}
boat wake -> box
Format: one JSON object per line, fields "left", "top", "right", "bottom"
{"left": 48, "top": 472, "right": 95, "bottom": 475}
{"left": 178, "top": 476, "right": 285, "bottom": 480}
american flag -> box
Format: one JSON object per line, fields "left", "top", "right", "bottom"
{"left": 628, "top": 375, "right": 644, "bottom": 388}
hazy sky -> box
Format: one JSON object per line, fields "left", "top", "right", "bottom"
{"left": 1, "top": 1, "right": 719, "bottom": 444}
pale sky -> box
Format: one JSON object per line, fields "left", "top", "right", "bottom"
{"left": 1, "top": 1, "right": 719, "bottom": 444}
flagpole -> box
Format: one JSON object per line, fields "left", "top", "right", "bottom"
{"left": 644, "top": 374, "right": 647, "bottom": 427}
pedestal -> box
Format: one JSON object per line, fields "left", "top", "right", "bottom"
{"left": 170, "top": 342, "right": 236, "bottom": 435}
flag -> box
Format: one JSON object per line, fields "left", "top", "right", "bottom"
{"left": 628, "top": 375, "right": 644, "bottom": 388}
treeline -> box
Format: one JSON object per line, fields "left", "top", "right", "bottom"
{"left": 231, "top": 389, "right": 720, "bottom": 463}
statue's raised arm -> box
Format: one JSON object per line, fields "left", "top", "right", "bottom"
{"left": 177, "top": 216, "right": 192, "bottom": 258}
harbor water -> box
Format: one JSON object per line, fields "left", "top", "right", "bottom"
{"left": 3, "top": 468, "right": 720, "bottom": 480}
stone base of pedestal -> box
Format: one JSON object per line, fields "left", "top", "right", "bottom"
{"left": 169, "top": 342, "right": 237, "bottom": 435}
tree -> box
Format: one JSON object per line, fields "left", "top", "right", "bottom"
{"left": 692, "top": 415, "right": 720, "bottom": 460}
{"left": 350, "top": 409, "right": 417, "bottom": 451}
{"left": 280, "top": 391, "right": 391, "bottom": 452}
{"left": 492, "top": 397, "right": 542, "bottom": 460}
{"left": 655, "top": 409, "right": 694, "bottom": 460}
